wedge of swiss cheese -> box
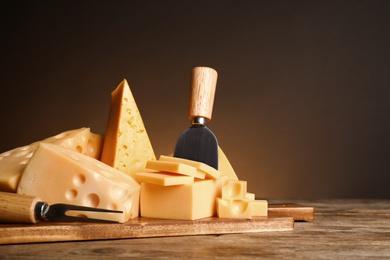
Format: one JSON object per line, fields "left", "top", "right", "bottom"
{"left": 0, "top": 128, "right": 103, "bottom": 192}
{"left": 17, "top": 143, "right": 140, "bottom": 223}
{"left": 101, "top": 79, "right": 156, "bottom": 178}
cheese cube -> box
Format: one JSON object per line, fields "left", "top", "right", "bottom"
{"left": 159, "top": 155, "right": 221, "bottom": 179}
{"left": 140, "top": 179, "right": 225, "bottom": 220}
{"left": 17, "top": 143, "right": 140, "bottom": 223}
{"left": 101, "top": 79, "right": 156, "bottom": 178}
{"left": 246, "top": 192, "right": 256, "bottom": 201}
{"left": 146, "top": 160, "right": 205, "bottom": 179}
{"left": 216, "top": 198, "right": 252, "bottom": 219}
{"left": 222, "top": 180, "right": 247, "bottom": 200}
{"left": 134, "top": 171, "right": 194, "bottom": 186}
{"left": 251, "top": 200, "right": 268, "bottom": 217}
{"left": 0, "top": 128, "right": 102, "bottom": 192}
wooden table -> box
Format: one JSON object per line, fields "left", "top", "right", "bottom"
{"left": 1, "top": 199, "right": 389, "bottom": 259}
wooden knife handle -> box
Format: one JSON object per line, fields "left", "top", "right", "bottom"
{"left": 188, "top": 66, "right": 218, "bottom": 121}
{"left": 0, "top": 192, "right": 41, "bottom": 223}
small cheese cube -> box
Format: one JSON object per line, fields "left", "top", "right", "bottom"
{"left": 134, "top": 171, "right": 194, "bottom": 186}
{"left": 146, "top": 160, "right": 205, "bottom": 179}
{"left": 159, "top": 155, "right": 221, "bottom": 179}
{"left": 140, "top": 179, "right": 224, "bottom": 220}
{"left": 0, "top": 128, "right": 102, "bottom": 192}
{"left": 251, "top": 200, "right": 268, "bottom": 217}
{"left": 222, "top": 180, "right": 247, "bottom": 200}
{"left": 17, "top": 143, "right": 140, "bottom": 223}
{"left": 246, "top": 192, "right": 256, "bottom": 201}
{"left": 216, "top": 198, "right": 252, "bottom": 219}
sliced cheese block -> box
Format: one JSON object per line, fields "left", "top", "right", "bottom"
{"left": 17, "top": 143, "right": 140, "bottom": 223}
{"left": 146, "top": 160, "right": 205, "bottom": 179}
{"left": 101, "top": 79, "right": 156, "bottom": 178}
{"left": 222, "top": 180, "right": 247, "bottom": 200}
{"left": 134, "top": 171, "right": 194, "bottom": 186}
{"left": 251, "top": 200, "right": 268, "bottom": 217}
{"left": 140, "top": 179, "right": 226, "bottom": 220}
{"left": 216, "top": 198, "right": 252, "bottom": 219}
{"left": 0, "top": 128, "right": 103, "bottom": 192}
{"left": 159, "top": 155, "right": 221, "bottom": 179}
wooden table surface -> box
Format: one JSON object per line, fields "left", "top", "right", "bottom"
{"left": 1, "top": 199, "right": 389, "bottom": 259}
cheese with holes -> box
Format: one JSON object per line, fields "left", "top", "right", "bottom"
{"left": 0, "top": 128, "right": 103, "bottom": 192}
{"left": 101, "top": 79, "right": 156, "bottom": 178}
{"left": 17, "top": 143, "right": 140, "bottom": 223}
{"left": 159, "top": 155, "right": 221, "bottom": 179}
{"left": 222, "top": 180, "right": 247, "bottom": 200}
{"left": 146, "top": 160, "right": 205, "bottom": 179}
{"left": 135, "top": 171, "right": 194, "bottom": 186}
{"left": 216, "top": 198, "right": 252, "bottom": 219}
{"left": 140, "top": 179, "right": 226, "bottom": 220}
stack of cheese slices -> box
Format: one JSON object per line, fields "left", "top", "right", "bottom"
{"left": 0, "top": 79, "right": 267, "bottom": 223}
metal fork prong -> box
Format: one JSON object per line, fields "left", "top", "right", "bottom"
{"left": 45, "top": 203, "right": 123, "bottom": 222}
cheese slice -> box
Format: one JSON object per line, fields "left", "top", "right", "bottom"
{"left": 140, "top": 179, "right": 226, "bottom": 220}
{"left": 218, "top": 146, "right": 238, "bottom": 180}
{"left": 17, "top": 143, "right": 140, "bottom": 223}
{"left": 134, "top": 171, "right": 194, "bottom": 186}
{"left": 101, "top": 79, "right": 156, "bottom": 178}
{"left": 159, "top": 155, "right": 221, "bottom": 179}
{"left": 145, "top": 160, "right": 205, "bottom": 179}
{"left": 0, "top": 128, "right": 103, "bottom": 192}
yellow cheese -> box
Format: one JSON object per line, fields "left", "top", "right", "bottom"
{"left": 0, "top": 128, "right": 103, "bottom": 192}
{"left": 251, "top": 200, "right": 268, "bottom": 217}
{"left": 134, "top": 171, "right": 194, "bottom": 186}
{"left": 245, "top": 192, "right": 256, "bottom": 201}
{"left": 140, "top": 179, "right": 225, "bottom": 220}
{"left": 146, "top": 160, "right": 205, "bottom": 179}
{"left": 218, "top": 146, "right": 238, "bottom": 180}
{"left": 159, "top": 155, "right": 221, "bottom": 179}
{"left": 101, "top": 79, "right": 156, "bottom": 178}
{"left": 216, "top": 198, "right": 252, "bottom": 219}
{"left": 17, "top": 143, "right": 140, "bottom": 223}
{"left": 222, "top": 180, "right": 247, "bottom": 200}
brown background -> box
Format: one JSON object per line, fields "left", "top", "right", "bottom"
{"left": 1, "top": 1, "right": 389, "bottom": 199}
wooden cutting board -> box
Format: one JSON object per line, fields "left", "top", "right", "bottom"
{"left": 0, "top": 204, "right": 314, "bottom": 245}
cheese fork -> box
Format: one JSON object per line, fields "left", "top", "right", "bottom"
{"left": 0, "top": 191, "right": 123, "bottom": 224}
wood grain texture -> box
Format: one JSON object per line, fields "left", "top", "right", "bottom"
{"left": 2, "top": 200, "right": 389, "bottom": 259}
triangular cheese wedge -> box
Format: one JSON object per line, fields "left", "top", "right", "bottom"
{"left": 101, "top": 79, "right": 156, "bottom": 178}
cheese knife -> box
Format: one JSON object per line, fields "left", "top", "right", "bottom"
{"left": 174, "top": 66, "right": 219, "bottom": 169}
{"left": 0, "top": 192, "right": 123, "bottom": 223}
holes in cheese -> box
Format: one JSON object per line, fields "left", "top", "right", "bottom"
{"left": 17, "top": 143, "right": 140, "bottom": 223}
{"left": 222, "top": 180, "right": 247, "bottom": 200}
{"left": 145, "top": 160, "right": 206, "bottom": 179}
{"left": 216, "top": 198, "right": 252, "bottom": 219}
{"left": 158, "top": 155, "right": 221, "bottom": 179}
{"left": 134, "top": 171, "right": 194, "bottom": 186}
{"left": 100, "top": 79, "right": 156, "bottom": 178}
{"left": 0, "top": 128, "right": 103, "bottom": 192}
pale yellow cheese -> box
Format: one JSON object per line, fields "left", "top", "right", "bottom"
{"left": 218, "top": 146, "right": 238, "bottom": 180}
{"left": 134, "top": 171, "right": 194, "bottom": 186}
{"left": 140, "top": 179, "right": 226, "bottom": 220}
{"left": 0, "top": 128, "right": 103, "bottom": 192}
{"left": 245, "top": 192, "right": 256, "bottom": 201}
{"left": 146, "top": 160, "right": 205, "bottom": 179}
{"left": 222, "top": 180, "right": 247, "bottom": 200}
{"left": 17, "top": 143, "right": 140, "bottom": 223}
{"left": 251, "top": 200, "right": 268, "bottom": 217}
{"left": 101, "top": 79, "right": 156, "bottom": 178}
{"left": 159, "top": 155, "right": 221, "bottom": 179}
{"left": 216, "top": 198, "right": 252, "bottom": 219}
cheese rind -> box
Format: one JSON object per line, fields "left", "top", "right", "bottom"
{"left": 140, "top": 179, "right": 224, "bottom": 220}
{"left": 17, "top": 143, "right": 140, "bottom": 223}
{"left": 100, "top": 80, "right": 156, "bottom": 178}
{"left": 134, "top": 171, "right": 194, "bottom": 186}
{"left": 0, "top": 128, "right": 103, "bottom": 192}
{"left": 146, "top": 160, "right": 205, "bottom": 179}
{"left": 159, "top": 155, "right": 221, "bottom": 179}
